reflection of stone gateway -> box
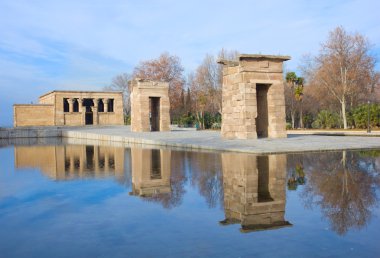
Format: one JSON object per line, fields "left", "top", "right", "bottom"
{"left": 130, "top": 148, "right": 171, "bottom": 196}
{"left": 221, "top": 153, "right": 291, "bottom": 232}
{"left": 218, "top": 54, "right": 290, "bottom": 139}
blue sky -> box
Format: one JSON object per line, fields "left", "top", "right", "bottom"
{"left": 0, "top": 0, "right": 379, "bottom": 126}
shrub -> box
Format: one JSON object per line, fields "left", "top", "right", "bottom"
{"left": 351, "top": 104, "right": 380, "bottom": 129}
{"left": 204, "top": 112, "right": 221, "bottom": 129}
{"left": 312, "top": 110, "right": 341, "bottom": 129}
{"left": 124, "top": 115, "right": 131, "bottom": 125}
{"left": 178, "top": 114, "right": 196, "bottom": 127}
{"left": 211, "top": 122, "right": 221, "bottom": 130}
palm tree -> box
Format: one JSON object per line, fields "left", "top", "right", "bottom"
{"left": 286, "top": 72, "right": 298, "bottom": 129}
{"left": 295, "top": 77, "right": 304, "bottom": 128}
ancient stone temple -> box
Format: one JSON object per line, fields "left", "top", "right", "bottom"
{"left": 130, "top": 79, "right": 170, "bottom": 132}
{"left": 218, "top": 54, "right": 290, "bottom": 139}
{"left": 13, "top": 91, "right": 124, "bottom": 127}
{"left": 220, "top": 152, "right": 291, "bottom": 232}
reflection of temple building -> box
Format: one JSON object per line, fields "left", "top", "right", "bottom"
{"left": 15, "top": 145, "right": 125, "bottom": 180}
{"left": 130, "top": 148, "right": 171, "bottom": 196}
{"left": 221, "top": 153, "right": 291, "bottom": 232}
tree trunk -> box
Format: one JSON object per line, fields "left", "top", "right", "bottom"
{"left": 299, "top": 105, "right": 303, "bottom": 128}
{"left": 201, "top": 110, "right": 205, "bottom": 129}
{"left": 291, "top": 112, "right": 295, "bottom": 129}
{"left": 341, "top": 98, "right": 348, "bottom": 129}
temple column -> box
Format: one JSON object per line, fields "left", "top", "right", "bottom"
{"left": 104, "top": 99, "right": 109, "bottom": 112}
{"left": 79, "top": 98, "right": 86, "bottom": 125}
{"left": 93, "top": 98, "right": 98, "bottom": 125}
{"left": 68, "top": 98, "right": 73, "bottom": 113}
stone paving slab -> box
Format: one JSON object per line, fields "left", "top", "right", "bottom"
{"left": 62, "top": 126, "right": 380, "bottom": 154}
{"left": 288, "top": 129, "right": 380, "bottom": 136}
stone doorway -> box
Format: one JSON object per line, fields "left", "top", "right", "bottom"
{"left": 83, "top": 99, "right": 94, "bottom": 125}
{"left": 149, "top": 97, "right": 160, "bottom": 131}
{"left": 256, "top": 84, "right": 270, "bottom": 138}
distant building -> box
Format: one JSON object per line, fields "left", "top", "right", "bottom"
{"left": 130, "top": 79, "right": 170, "bottom": 132}
{"left": 13, "top": 91, "right": 124, "bottom": 127}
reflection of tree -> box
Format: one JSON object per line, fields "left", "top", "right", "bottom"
{"left": 300, "top": 151, "right": 379, "bottom": 235}
{"left": 143, "top": 151, "right": 187, "bottom": 209}
{"left": 188, "top": 152, "right": 223, "bottom": 208}
{"left": 287, "top": 163, "right": 306, "bottom": 190}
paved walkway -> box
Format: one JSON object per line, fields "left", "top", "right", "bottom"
{"left": 62, "top": 126, "right": 380, "bottom": 154}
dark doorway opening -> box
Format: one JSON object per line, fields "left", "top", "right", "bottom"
{"left": 257, "top": 156, "right": 273, "bottom": 202}
{"left": 151, "top": 149, "right": 162, "bottom": 179}
{"left": 73, "top": 99, "right": 79, "bottom": 112}
{"left": 107, "top": 99, "right": 114, "bottom": 112}
{"left": 256, "top": 84, "right": 270, "bottom": 138}
{"left": 63, "top": 98, "right": 69, "bottom": 112}
{"left": 83, "top": 99, "right": 94, "bottom": 125}
{"left": 98, "top": 99, "right": 104, "bottom": 112}
{"left": 149, "top": 97, "right": 160, "bottom": 131}
{"left": 86, "top": 145, "right": 94, "bottom": 170}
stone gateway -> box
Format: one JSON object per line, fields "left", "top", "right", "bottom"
{"left": 218, "top": 54, "right": 290, "bottom": 139}
{"left": 130, "top": 79, "right": 170, "bottom": 132}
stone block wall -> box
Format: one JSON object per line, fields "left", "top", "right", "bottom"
{"left": 13, "top": 104, "right": 55, "bottom": 127}
{"left": 130, "top": 79, "right": 170, "bottom": 132}
{"left": 219, "top": 54, "right": 290, "bottom": 139}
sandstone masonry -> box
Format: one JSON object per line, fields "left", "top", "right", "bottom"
{"left": 218, "top": 54, "right": 290, "bottom": 139}
{"left": 13, "top": 91, "right": 124, "bottom": 127}
{"left": 130, "top": 79, "right": 170, "bottom": 132}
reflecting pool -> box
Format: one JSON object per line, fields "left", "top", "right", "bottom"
{"left": 0, "top": 143, "right": 379, "bottom": 257}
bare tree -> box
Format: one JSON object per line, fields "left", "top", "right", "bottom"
{"left": 133, "top": 52, "right": 185, "bottom": 119}
{"left": 310, "top": 26, "right": 377, "bottom": 129}
{"left": 189, "top": 49, "right": 239, "bottom": 129}
{"left": 104, "top": 73, "right": 132, "bottom": 115}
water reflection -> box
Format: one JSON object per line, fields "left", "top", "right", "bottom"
{"left": 13, "top": 144, "right": 380, "bottom": 235}
{"left": 295, "top": 150, "right": 380, "bottom": 235}
{"left": 221, "top": 153, "right": 291, "bottom": 232}
{"left": 14, "top": 145, "right": 125, "bottom": 181}
{"left": 130, "top": 148, "right": 171, "bottom": 196}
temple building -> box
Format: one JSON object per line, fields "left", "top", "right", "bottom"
{"left": 13, "top": 91, "right": 124, "bottom": 127}
{"left": 130, "top": 78, "right": 170, "bottom": 132}
{"left": 218, "top": 54, "right": 290, "bottom": 139}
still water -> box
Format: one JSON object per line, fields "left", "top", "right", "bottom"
{"left": 0, "top": 143, "right": 379, "bottom": 258}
